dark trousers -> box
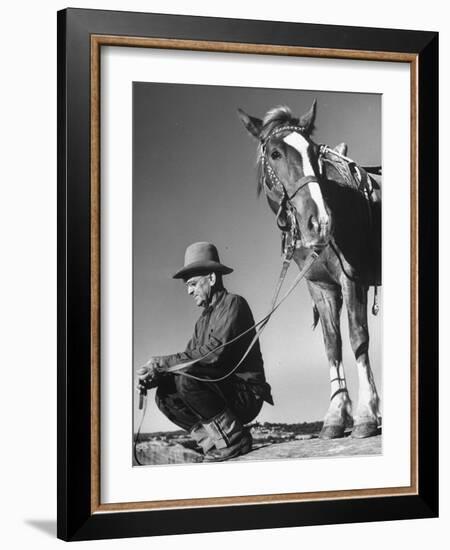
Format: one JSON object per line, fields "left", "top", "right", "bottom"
{"left": 155, "top": 373, "right": 263, "bottom": 431}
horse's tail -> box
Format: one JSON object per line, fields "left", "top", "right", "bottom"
{"left": 312, "top": 305, "right": 320, "bottom": 330}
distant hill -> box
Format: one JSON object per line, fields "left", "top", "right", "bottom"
{"left": 137, "top": 420, "right": 325, "bottom": 442}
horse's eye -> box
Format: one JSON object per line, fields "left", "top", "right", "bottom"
{"left": 271, "top": 150, "right": 282, "bottom": 160}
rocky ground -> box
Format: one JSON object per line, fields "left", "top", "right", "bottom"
{"left": 135, "top": 432, "right": 382, "bottom": 465}
{"left": 231, "top": 433, "right": 382, "bottom": 461}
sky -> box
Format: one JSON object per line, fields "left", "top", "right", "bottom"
{"left": 133, "top": 82, "right": 382, "bottom": 433}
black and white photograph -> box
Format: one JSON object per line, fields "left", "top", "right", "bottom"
{"left": 0, "top": 0, "right": 444, "bottom": 545}
{"left": 132, "top": 83, "right": 382, "bottom": 466}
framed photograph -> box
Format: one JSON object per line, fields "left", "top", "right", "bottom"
{"left": 57, "top": 8, "right": 438, "bottom": 541}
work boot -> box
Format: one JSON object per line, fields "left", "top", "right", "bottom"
{"left": 189, "top": 422, "right": 215, "bottom": 454}
{"left": 199, "top": 409, "right": 253, "bottom": 462}
{"left": 204, "top": 429, "right": 252, "bottom": 462}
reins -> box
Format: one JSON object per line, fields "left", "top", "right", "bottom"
{"left": 165, "top": 248, "right": 319, "bottom": 381}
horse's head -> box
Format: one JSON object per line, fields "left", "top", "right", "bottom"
{"left": 238, "top": 100, "right": 331, "bottom": 250}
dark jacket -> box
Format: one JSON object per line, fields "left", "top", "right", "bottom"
{"left": 163, "top": 289, "right": 273, "bottom": 405}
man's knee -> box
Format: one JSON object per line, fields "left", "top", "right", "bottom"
{"left": 154, "top": 387, "right": 168, "bottom": 415}
{"left": 154, "top": 385, "right": 198, "bottom": 431}
{"left": 155, "top": 382, "right": 179, "bottom": 416}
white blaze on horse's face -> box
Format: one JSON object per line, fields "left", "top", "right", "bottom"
{"left": 283, "top": 132, "right": 329, "bottom": 228}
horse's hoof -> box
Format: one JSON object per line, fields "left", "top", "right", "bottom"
{"left": 351, "top": 421, "right": 379, "bottom": 439}
{"left": 319, "top": 424, "right": 345, "bottom": 439}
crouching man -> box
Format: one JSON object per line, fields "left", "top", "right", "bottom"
{"left": 137, "top": 242, "right": 273, "bottom": 462}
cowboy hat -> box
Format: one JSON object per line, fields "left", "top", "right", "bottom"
{"left": 172, "top": 242, "right": 233, "bottom": 280}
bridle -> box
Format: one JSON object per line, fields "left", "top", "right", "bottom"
{"left": 260, "top": 124, "right": 381, "bottom": 316}
{"left": 259, "top": 124, "right": 323, "bottom": 248}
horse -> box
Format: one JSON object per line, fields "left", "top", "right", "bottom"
{"left": 238, "top": 100, "right": 382, "bottom": 439}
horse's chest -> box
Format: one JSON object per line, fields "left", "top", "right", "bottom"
{"left": 293, "top": 249, "right": 338, "bottom": 285}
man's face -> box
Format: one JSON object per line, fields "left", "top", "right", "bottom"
{"left": 185, "top": 274, "right": 213, "bottom": 308}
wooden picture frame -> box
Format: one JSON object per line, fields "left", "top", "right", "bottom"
{"left": 57, "top": 8, "right": 438, "bottom": 541}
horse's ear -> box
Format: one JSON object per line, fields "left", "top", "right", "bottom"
{"left": 334, "top": 142, "right": 348, "bottom": 156}
{"left": 299, "top": 99, "right": 317, "bottom": 134}
{"left": 238, "top": 108, "right": 263, "bottom": 139}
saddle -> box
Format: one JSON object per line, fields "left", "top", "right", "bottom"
{"left": 267, "top": 142, "right": 382, "bottom": 287}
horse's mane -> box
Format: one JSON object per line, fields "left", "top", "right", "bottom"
{"left": 261, "top": 106, "right": 298, "bottom": 140}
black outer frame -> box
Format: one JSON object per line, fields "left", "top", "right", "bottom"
{"left": 57, "top": 8, "right": 438, "bottom": 542}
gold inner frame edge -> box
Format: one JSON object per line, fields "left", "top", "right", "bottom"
{"left": 89, "top": 35, "right": 419, "bottom": 514}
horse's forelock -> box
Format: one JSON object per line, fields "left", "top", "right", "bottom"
{"left": 260, "top": 106, "right": 298, "bottom": 141}
{"left": 262, "top": 105, "right": 294, "bottom": 126}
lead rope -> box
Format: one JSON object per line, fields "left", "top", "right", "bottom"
{"left": 134, "top": 250, "right": 320, "bottom": 461}
{"left": 165, "top": 248, "right": 319, "bottom": 382}
{"left": 133, "top": 390, "right": 148, "bottom": 466}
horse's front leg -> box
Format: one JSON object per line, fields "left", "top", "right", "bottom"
{"left": 307, "top": 281, "right": 353, "bottom": 439}
{"left": 341, "top": 278, "right": 380, "bottom": 438}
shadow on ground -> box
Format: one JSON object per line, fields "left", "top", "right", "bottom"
{"left": 25, "top": 519, "right": 56, "bottom": 538}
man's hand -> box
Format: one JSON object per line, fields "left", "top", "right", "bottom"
{"left": 136, "top": 357, "right": 166, "bottom": 393}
